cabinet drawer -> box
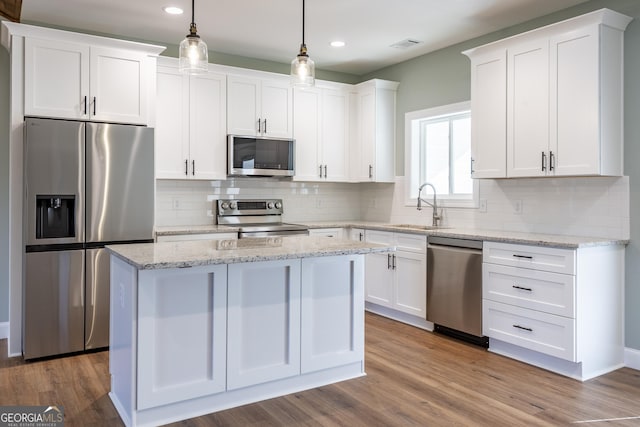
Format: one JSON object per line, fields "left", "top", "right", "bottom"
{"left": 395, "top": 233, "right": 426, "bottom": 253}
{"left": 483, "top": 263, "right": 575, "bottom": 317}
{"left": 156, "top": 232, "right": 238, "bottom": 242}
{"left": 483, "top": 300, "right": 576, "bottom": 362}
{"left": 483, "top": 242, "right": 575, "bottom": 274}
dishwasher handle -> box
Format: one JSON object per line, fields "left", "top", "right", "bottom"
{"left": 428, "top": 236, "right": 483, "bottom": 251}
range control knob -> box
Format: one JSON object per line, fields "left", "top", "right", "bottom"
{"left": 267, "top": 202, "right": 274, "bottom": 209}
{"left": 275, "top": 201, "right": 282, "bottom": 209}
{"left": 220, "top": 202, "right": 229, "bottom": 210}
{"left": 229, "top": 201, "right": 237, "bottom": 210}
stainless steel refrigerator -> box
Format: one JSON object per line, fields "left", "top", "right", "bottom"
{"left": 23, "top": 117, "right": 154, "bottom": 360}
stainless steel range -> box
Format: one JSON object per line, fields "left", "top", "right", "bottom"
{"left": 216, "top": 199, "right": 309, "bottom": 238}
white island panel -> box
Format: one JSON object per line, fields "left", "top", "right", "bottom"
{"left": 137, "top": 265, "right": 227, "bottom": 410}
{"left": 301, "top": 255, "right": 364, "bottom": 373}
{"left": 227, "top": 259, "right": 301, "bottom": 390}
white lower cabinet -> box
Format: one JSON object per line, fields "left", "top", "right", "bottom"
{"left": 349, "top": 228, "right": 365, "bottom": 242}
{"left": 482, "top": 241, "right": 625, "bottom": 380}
{"left": 227, "top": 259, "right": 301, "bottom": 390}
{"left": 308, "top": 228, "right": 344, "bottom": 238}
{"left": 111, "top": 253, "right": 367, "bottom": 425}
{"left": 365, "top": 230, "right": 427, "bottom": 318}
{"left": 137, "top": 264, "right": 228, "bottom": 410}
{"left": 301, "top": 255, "right": 364, "bottom": 373}
{"left": 156, "top": 232, "right": 237, "bottom": 242}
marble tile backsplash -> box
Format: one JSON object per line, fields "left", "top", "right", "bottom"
{"left": 156, "top": 175, "right": 630, "bottom": 240}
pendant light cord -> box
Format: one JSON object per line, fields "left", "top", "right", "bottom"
{"left": 302, "top": 0, "right": 305, "bottom": 45}
{"left": 191, "top": 0, "right": 196, "bottom": 26}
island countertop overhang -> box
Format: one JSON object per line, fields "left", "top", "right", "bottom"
{"left": 106, "top": 235, "right": 395, "bottom": 270}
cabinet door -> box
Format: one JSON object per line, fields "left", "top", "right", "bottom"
{"left": 301, "top": 256, "right": 364, "bottom": 373}
{"left": 227, "top": 75, "right": 260, "bottom": 136}
{"left": 550, "top": 26, "right": 600, "bottom": 176}
{"left": 24, "top": 38, "right": 90, "bottom": 119}
{"left": 137, "top": 265, "right": 227, "bottom": 410}
{"left": 261, "top": 79, "right": 293, "bottom": 137}
{"left": 393, "top": 249, "right": 427, "bottom": 318}
{"left": 357, "top": 86, "right": 376, "bottom": 181}
{"left": 507, "top": 40, "right": 549, "bottom": 177}
{"left": 90, "top": 46, "right": 148, "bottom": 124}
{"left": 469, "top": 50, "right": 507, "bottom": 178}
{"left": 227, "top": 260, "right": 301, "bottom": 390}
{"left": 155, "top": 66, "right": 190, "bottom": 179}
{"left": 364, "top": 230, "right": 394, "bottom": 306}
{"left": 190, "top": 71, "right": 227, "bottom": 180}
{"left": 293, "top": 87, "right": 322, "bottom": 181}
{"left": 322, "top": 88, "right": 350, "bottom": 181}
{"left": 349, "top": 228, "right": 366, "bottom": 242}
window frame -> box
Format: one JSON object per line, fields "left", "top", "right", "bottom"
{"left": 404, "top": 101, "right": 479, "bottom": 208}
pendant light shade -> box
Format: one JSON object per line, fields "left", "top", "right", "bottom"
{"left": 179, "top": 0, "right": 208, "bottom": 74}
{"left": 291, "top": 0, "right": 315, "bottom": 87}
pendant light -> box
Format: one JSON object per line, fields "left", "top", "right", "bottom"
{"left": 291, "top": 0, "right": 315, "bottom": 87}
{"left": 179, "top": 0, "right": 208, "bottom": 74}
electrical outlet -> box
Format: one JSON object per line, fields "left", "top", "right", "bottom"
{"left": 173, "top": 199, "right": 180, "bottom": 210}
{"left": 479, "top": 199, "right": 487, "bottom": 213}
{"left": 514, "top": 199, "right": 523, "bottom": 215}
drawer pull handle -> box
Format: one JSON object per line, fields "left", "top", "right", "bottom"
{"left": 512, "top": 285, "right": 533, "bottom": 292}
{"left": 513, "top": 254, "right": 533, "bottom": 260}
{"left": 513, "top": 324, "right": 533, "bottom": 332}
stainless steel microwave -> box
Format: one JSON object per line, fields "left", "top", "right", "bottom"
{"left": 228, "top": 135, "right": 295, "bottom": 177}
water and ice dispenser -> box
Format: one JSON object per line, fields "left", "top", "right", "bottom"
{"left": 35, "top": 195, "right": 76, "bottom": 239}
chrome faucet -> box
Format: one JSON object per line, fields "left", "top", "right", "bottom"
{"left": 417, "top": 182, "right": 442, "bottom": 227}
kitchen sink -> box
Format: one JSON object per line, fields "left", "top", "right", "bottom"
{"left": 391, "top": 224, "right": 444, "bottom": 230}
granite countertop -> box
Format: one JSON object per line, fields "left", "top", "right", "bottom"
{"left": 301, "top": 221, "right": 628, "bottom": 249}
{"left": 107, "top": 235, "right": 394, "bottom": 270}
{"left": 154, "top": 221, "right": 628, "bottom": 249}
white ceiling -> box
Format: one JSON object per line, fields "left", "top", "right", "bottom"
{"left": 20, "top": 0, "right": 590, "bottom": 75}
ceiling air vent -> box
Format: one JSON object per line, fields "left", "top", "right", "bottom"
{"left": 390, "top": 39, "right": 423, "bottom": 49}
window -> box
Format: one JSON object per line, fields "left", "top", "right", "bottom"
{"left": 405, "top": 101, "right": 478, "bottom": 208}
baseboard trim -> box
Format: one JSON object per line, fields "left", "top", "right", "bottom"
{"left": 0, "top": 322, "right": 8, "bottom": 340}
{"left": 625, "top": 347, "right": 640, "bottom": 371}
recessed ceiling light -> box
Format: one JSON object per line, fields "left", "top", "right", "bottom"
{"left": 331, "top": 41, "right": 346, "bottom": 48}
{"left": 163, "top": 6, "right": 184, "bottom": 15}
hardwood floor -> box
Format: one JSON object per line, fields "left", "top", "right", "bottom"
{"left": 2, "top": 313, "right": 639, "bottom": 426}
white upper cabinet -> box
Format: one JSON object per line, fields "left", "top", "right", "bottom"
{"left": 155, "top": 58, "right": 227, "bottom": 180}
{"left": 227, "top": 75, "right": 293, "bottom": 138}
{"left": 507, "top": 39, "right": 550, "bottom": 177}
{"left": 464, "top": 9, "right": 631, "bottom": 178}
{"left": 24, "top": 36, "right": 159, "bottom": 125}
{"left": 353, "top": 79, "right": 398, "bottom": 183}
{"left": 293, "top": 84, "right": 350, "bottom": 182}
{"left": 468, "top": 50, "right": 507, "bottom": 178}
{"left": 24, "top": 38, "right": 90, "bottom": 120}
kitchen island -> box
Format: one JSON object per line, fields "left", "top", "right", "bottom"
{"left": 106, "top": 236, "right": 393, "bottom": 427}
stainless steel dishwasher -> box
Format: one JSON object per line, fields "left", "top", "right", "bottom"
{"left": 427, "top": 236, "right": 488, "bottom": 347}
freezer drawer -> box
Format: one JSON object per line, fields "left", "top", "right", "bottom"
{"left": 24, "top": 250, "right": 85, "bottom": 359}
{"left": 85, "top": 248, "right": 111, "bottom": 349}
